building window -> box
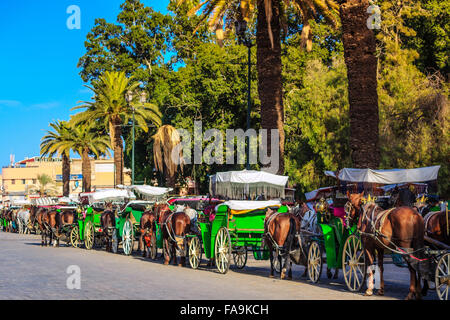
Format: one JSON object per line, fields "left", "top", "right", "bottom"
{"left": 22, "top": 179, "right": 26, "bottom": 184}
{"left": 11, "top": 179, "right": 15, "bottom": 185}
{"left": 32, "top": 179, "right": 36, "bottom": 184}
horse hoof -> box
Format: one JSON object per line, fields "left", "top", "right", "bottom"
{"left": 178, "top": 264, "right": 183, "bottom": 267}
{"left": 163, "top": 261, "right": 169, "bottom": 265}
{"left": 364, "top": 290, "right": 373, "bottom": 296}
{"left": 376, "top": 290, "right": 384, "bottom": 296}
{"left": 269, "top": 275, "right": 274, "bottom": 279}
{"left": 287, "top": 276, "right": 292, "bottom": 280}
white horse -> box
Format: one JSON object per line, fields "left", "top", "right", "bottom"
{"left": 17, "top": 208, "right": 31, "bottom": 234}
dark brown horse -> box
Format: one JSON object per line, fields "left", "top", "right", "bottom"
{"left": 263, "top": 208, "right": 301, "bottom": 279}
{"left": 37, "top": 208, "right": 62, "bottom": 247}
{"left": 139, "top": 209, "right": 157, "bottom": 258}
{"left": 347, "top": 191, "right": 426, "bottom": 300}
{"left": 100, "top": 204, "right": 116, "bottom": 252}
{"left": 60, "top": 209, "right": 78, "bottom": 245}
{"left": 158, "top": 204, "right": 191, "bottom": 266}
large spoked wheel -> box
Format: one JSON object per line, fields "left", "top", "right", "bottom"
{"left": 189, "top": 236, "right": 202, "bottom": 269}
{"left": 70, "top": 226, "right": 80, "bottom": 248}
{"left": 214, "top": 227, "right": 231, "bottom": 274}
{"left": 233, "top": 246, "right": 248, "bottom": 269}
{"left": 111, "top": 229, "right": 119, "bottom": 254}
{"left": 307, "top": 241, "right": 323, "bottom": 283}
{"left": 84, "top": 221, "right": 94, "bottom": 250}
{"left": 122, "top": 219, "right": 134, "bottom": 256}
{"left": 435, "top": 253, "right": 450, "bottom": 300}
{"left": 342, "top": 235, "right": 366, "bottom": 292}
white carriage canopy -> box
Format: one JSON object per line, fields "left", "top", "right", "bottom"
{"left": 31, "top": 197, "right": 57, "bottom": 206}
{"left": 324, "top": 166, "right": 441, "bottom": 184}
{"left": 117, "top": 185, "right": 173, "bottom": 201}
{"left": 218, "top": 200, "right": 282, "bottom": 211}
{"left": 209, "top": 170, "right": 289, "bottom": 200}
{"left": 82, "top": 189, "right": 136, "bottom": 203}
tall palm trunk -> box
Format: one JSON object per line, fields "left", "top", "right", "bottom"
{"left": 256, "top": 0, "right": 285, "bottom": 174}
{"left": 62, "top": 153, "right": 70, "bottom": 196}
{"left": 110, "top": 118, "right": 124, "bottom": 186}
{"left": 82, "top": 148, "right": 92, "bottom": 192}
{"left": 340, "top": 0, "right": 380, "bottom": 168}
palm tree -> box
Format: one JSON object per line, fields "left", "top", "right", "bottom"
{"left": 152, "top": 125, "right": 184, "bottom": 188}
{"left": 40, "top": 120, "right": 73, "bottom": 196}
{"left": 71, "top": 71, "right": 162, "bottom": 185}
{"left": 338, "top": 0, "right": 379, "bottom": 168}
{"left": 29, "top": 174, "right": 57, "bottom": 196}
{"left": 178, "top": 0, "right": 338, "bottom": 174}
{"left": 65, "top": 121, "right": 110, "bottom": 192}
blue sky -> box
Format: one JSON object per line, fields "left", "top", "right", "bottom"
{"left": 0, "top": 0, "right": 169, "bottom": 170}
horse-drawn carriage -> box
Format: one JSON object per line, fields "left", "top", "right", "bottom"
{"left": 185, "top": 170, "right": 293, "bottom": 274}
{"left": 73, "top": 189, "right": 135, "bottom": 250}
{"left": 305, "top": 165, "right": 449, "bottom": 300}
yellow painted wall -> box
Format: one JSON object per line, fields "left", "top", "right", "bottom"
{"left": 1, "top": 158, "right": 131, "bottom": 197}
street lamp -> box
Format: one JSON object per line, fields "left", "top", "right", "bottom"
{"left": 235, "top": 18, "right": 253, "bottom": 170}
{"left": 125, "top": 90, "right": 148, "bottom": 186}
{"left": 125, "top": 90, "right": 135, "bottom": 185}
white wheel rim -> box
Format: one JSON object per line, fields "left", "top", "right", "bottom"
{"left": 189, "top": 237, "right": 200, "bottom": 269}
{"left": 71, "top": 227, "right": 79, "bottom": 248}
{"left": 123, "top": 220, "right": 133, "bottom": 255}
{"left": 85, "top": 222, "right": 93, "bottom": 249}
{"left": 343, "top": 236, "right": 365, "bottom": 291}
{"left": 215, "top": 229, "right": 230, "bottom": 273}
{"left": 436, "top": 254, "right": 450, "bottom": 300}
{"left": 308, "top": 242, "right": 321, "bottom": 282}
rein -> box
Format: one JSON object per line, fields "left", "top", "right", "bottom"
{"left": 350, "top": 201, "right": 427, "bottom": 262}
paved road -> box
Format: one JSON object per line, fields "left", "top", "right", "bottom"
{"left": 0, "top": 232, "right": 440, "bottom": 300}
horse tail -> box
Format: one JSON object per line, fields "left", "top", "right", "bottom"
{"left": 285, "top": 217, "right": 296, "bottom": 251}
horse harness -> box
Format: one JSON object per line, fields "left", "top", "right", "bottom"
{"left": 264, "top": 211, "right": 301, "bottom": 257}
{"left": 162, "top": 212, "right": 185, "bottom": 250}
{"left": 353, "top": 202, "right": 427, "bottom": 261}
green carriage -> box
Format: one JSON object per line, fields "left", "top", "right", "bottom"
{"left": 71, "top": 189, "right": 135, "bottom": 250}
{"left": 188, "top": 200, "right": 288, "bottom": 274}
{"left": 187, "top": 170, "right": 291, "bottom": 274}
{"left": 111, "top": 200, "right": 156, "bottom": 256}
{"left": 304, "top": 196, "right": 365, "bottom": 291}
{"left": 112, "top": 185, "right": 173, "bottom": 257}
{"left": 305, "top": 166, "right": 443, "bottom": 293}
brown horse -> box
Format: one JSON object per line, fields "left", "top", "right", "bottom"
{"left": 263, "top": 208, "right": 302, "bottom": 279}
{"left": 158, "top": 204, "right": 191, "bottom": 266}
{"left": 139, "top": 209, "right": 157, "bottom": 258}
{"left": 100, "top": 205, "right": 116, "bottom": 252}
{"left": 37, "top": 208, "right": 62, "bottom": 247}
{"left": 347, "top": 191, "right": 426, "bottom": 300}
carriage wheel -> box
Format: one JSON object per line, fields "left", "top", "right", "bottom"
{"left": 307, "top": 241, "right": 323, "bottom": 283}
{"left": 111, "top": 229, "right": 119, "bottom": 254}
{"left": 435, "top": 253, "right": 450, "bottom": 301}
{"left": 122, "top": 219, "right": 134, "bottom": 256}
{"left": 84, "top": 221, "right": 94, "bottom": 250}
{"left": 214, "top": 227, "right": 231, "bottom": 274}
{"left": 70, "top": 226, "right": 80, "bottom": 248}
{"left": 342, "top": 235, "right": 366, "bottom": 292}
{"left": 189, "top": 236, "right": 202, "bottom": 269}
{"left": 233, "top": 246, "right": 247, "bottom": 269}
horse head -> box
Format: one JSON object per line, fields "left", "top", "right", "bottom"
{"left": 345, "top": 191, "right": 365, "bottom": 227}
